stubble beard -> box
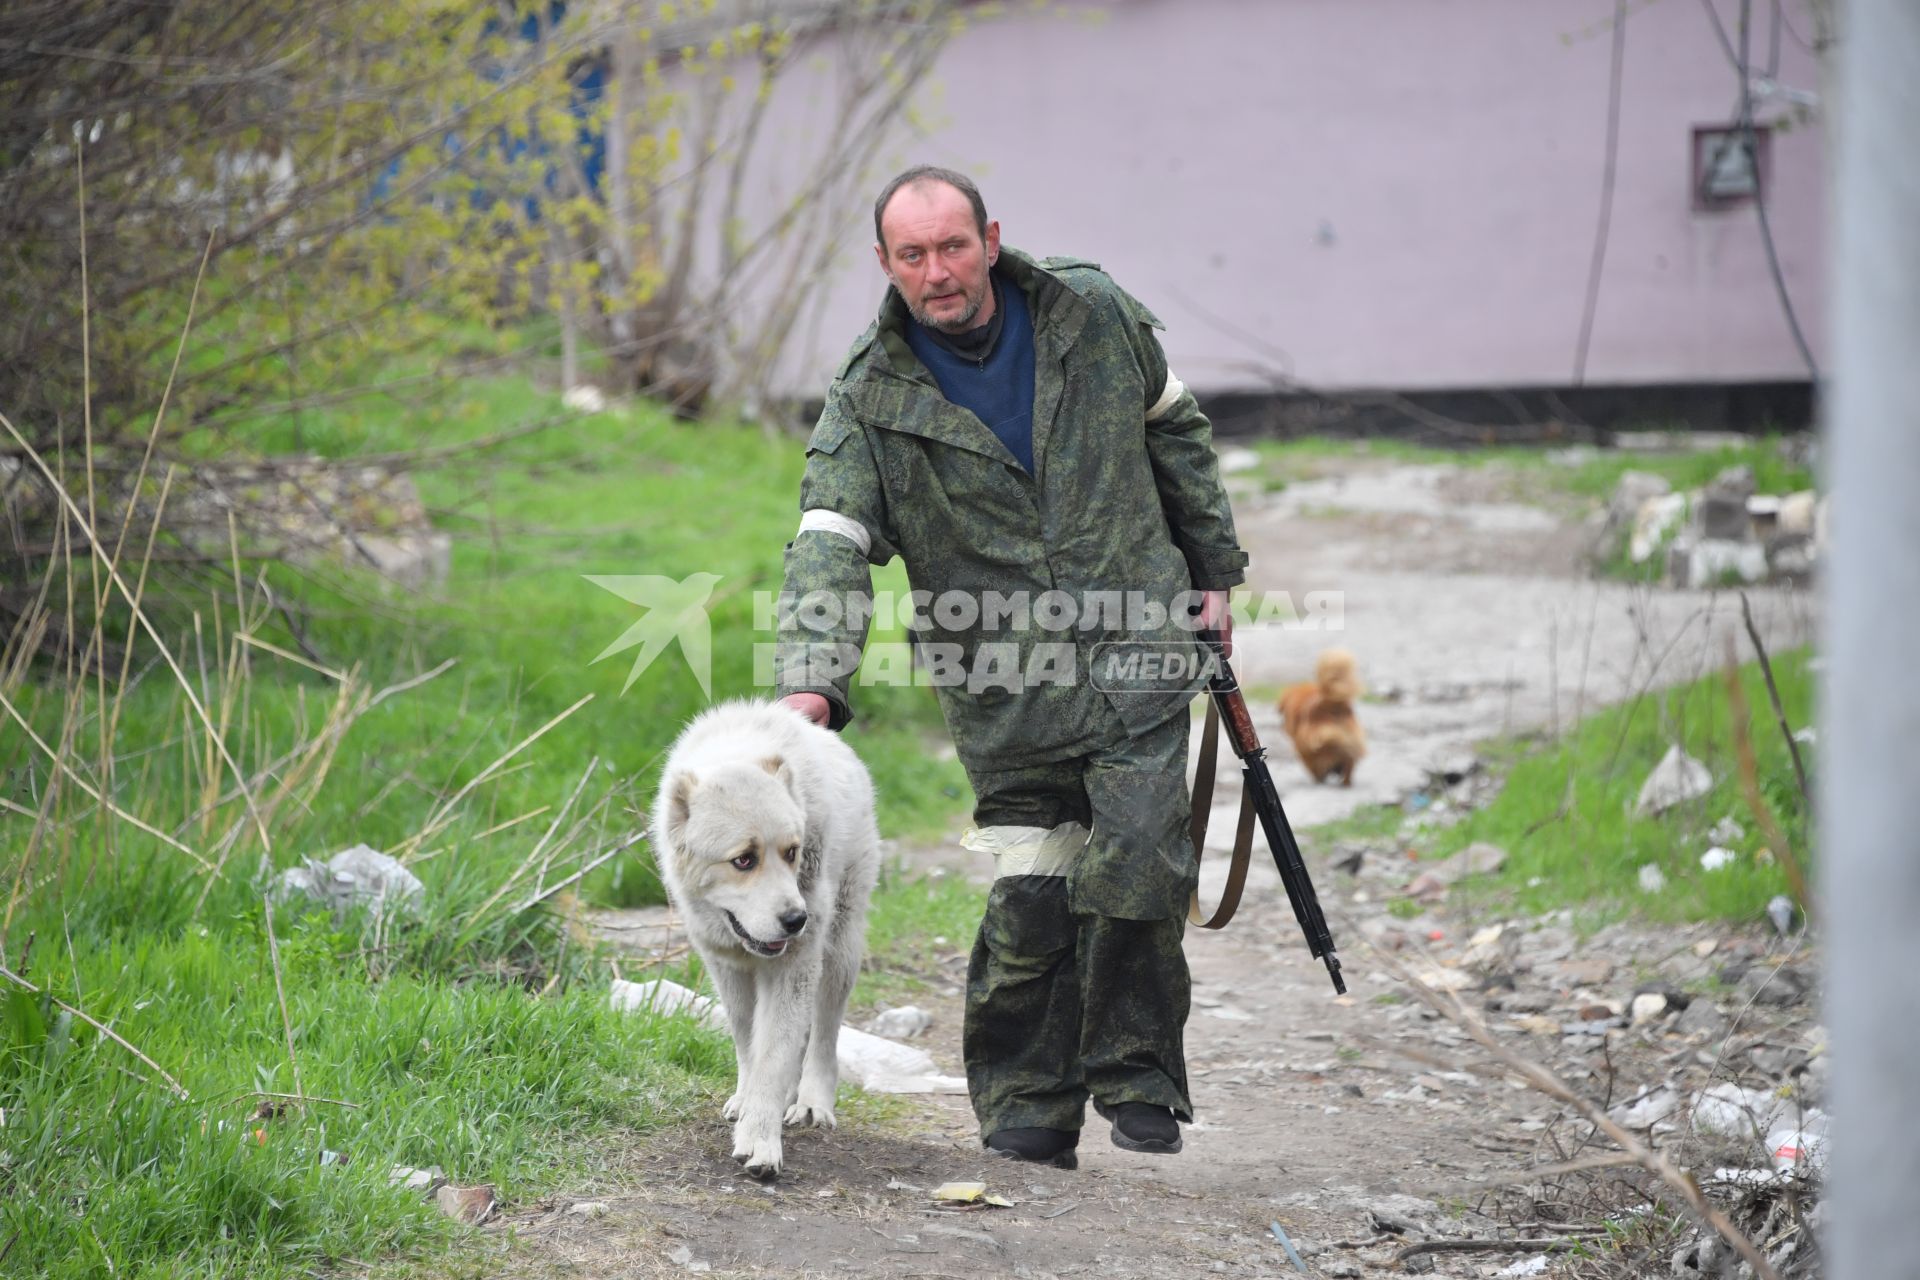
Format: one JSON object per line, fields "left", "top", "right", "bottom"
{"left": 906, "top": 278, "right": 987, "bottom": 333}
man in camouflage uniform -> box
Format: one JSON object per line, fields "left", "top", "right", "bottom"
{"left": 774, "top": 167, "right": 1247, "bottom": 1166}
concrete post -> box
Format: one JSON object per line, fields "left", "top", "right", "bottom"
{"left": 1825, "top": 2, "right": 1920, "bottom": 1277}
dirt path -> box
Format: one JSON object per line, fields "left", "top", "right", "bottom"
{"left": 494, "top": 452, "right": 1821, "bottom": 1280}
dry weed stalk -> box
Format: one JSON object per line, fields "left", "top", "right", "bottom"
{"left": 0, "top": 962, "right": 190, "bottom": 1101}
{"left": 393, "top": 691, "right": 594, "bottom": 862}
{"left": 1722, "top": 639, "right": 1814, "bottom": 920}
{"left": 0, "top": 410, "right": 272, "bottom": 852}
{"left": 261, "top": 893, "right": 305, "bottom": 1105}
{"left": 1738, "top": 593, "right": 1812, "bottom": 813}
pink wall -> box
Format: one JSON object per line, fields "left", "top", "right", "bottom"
{"left": 734, "top": 0, "right": 1828, "bottom": 396}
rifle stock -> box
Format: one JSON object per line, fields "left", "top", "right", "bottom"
{"left": 1200, "top": 632, "right": 1346, "bottom": 994}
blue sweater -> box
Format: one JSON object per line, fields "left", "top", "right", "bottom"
{"left": 904, "top": 274, "right": 1037, "bottom": 473}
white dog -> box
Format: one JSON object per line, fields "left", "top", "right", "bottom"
{"left": 652, "top": 700, "right": 880, "bottom": 1180}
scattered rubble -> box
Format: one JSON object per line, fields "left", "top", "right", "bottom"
{"left": 1320, "top": 815, "right": 1824, "bottom": 1278}
{"left": 1602, "top": 463, "right": 1824, "bottom": 586}
{"left": 1400, "top": 841, "right": 1507, "bottom": 905}
{"left": 169, "top": 459, "right": 451, "bottom": 590}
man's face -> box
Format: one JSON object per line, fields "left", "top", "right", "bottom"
{"left": 874, "top": 181, "right": 1000, "bottom": 333}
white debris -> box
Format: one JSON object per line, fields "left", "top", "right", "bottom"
{"left": 1630, "top": 992, "right": 1670, "bottom": 1025}
{"left": 610, "top": 978, "right": 724, "bottom": 1028}
{"left": 1708, "top": 815, "right": 1746, "bottom": 844}
{"left": 562, "top": 384, "right": 607, "bottom": 413}
{"left": 867, "top": 1006, "right": 933, "bottom": 1039}
{"left": 836, "top": 1025, "right": 968, "bottom": 1094}
{"left": 1635, "top": 745, "right": 1714, "bottom": 816}
{"left": 666, "top": 1242, "right": 711, "bottom": 1273}
{"left": 1776, "top": 490, "right": 1818, "bottom": 536}
{"left": 1637, "top": 864, "right": 1668, "bottom": 894}
{"left": 610, "top": 978, "right": 966, "bottom": 1094}
{"left": 389, "top": 1164, "right": 443, "bottom": 1192}
{"left": 1692, "top": 1083, "right": 1789, "bottom": 1137}
{"left": 1767, "top": 1111, "right": 1830, "bottom": 1174}
{"left": 1700, "top": 846, "right": 1738, "bottom": 872}
{"left": 565, "top": 1200, "right": 610, "bottom": 1219}
{"left": 1413, "top": 967, "right": 1476, "bottom": 993}
{"left": 1684, "top": 538, "right": 1770, "bottom": 586}
{"left": 276, "top": 844, "right": 424, "bottom": 917}
{"left": 1496, "top": 1255, "right": 1551, "bottom": 1277}
{"left": 1630, "top": 492, "right": 1688, "bottom": 562}
{"left": 1609, "top": 1084, "right": 1681, "bottom": 1128}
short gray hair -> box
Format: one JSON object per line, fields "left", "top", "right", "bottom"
{"left": 873, "top": 165, "right": 988, "bottom": 250}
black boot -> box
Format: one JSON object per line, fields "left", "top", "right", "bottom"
{"left": 984, "top": 1126, "right": 1079, "bottom": 1169}
{"left": 1103, "top": 1102, "right": 1182, "bottom": 1154}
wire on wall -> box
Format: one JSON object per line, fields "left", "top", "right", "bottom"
{"left": 1570, "top": 0, "right": 1628, "bottom": 386}
{"left": 1699, "top": 0, "right": 1823, "bottom": 380}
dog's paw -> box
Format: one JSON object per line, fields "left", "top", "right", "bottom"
{"left": 732, "top": 1124, "right": 783, "bottom": 1180}
{"left": 784, "top": 1094, "right": 837, "bottom": 1129}
{"left": 723, "top": 1092, "right": 744, "bottom": 1122}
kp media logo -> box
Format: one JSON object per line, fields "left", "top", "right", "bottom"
{"left": 585, "top": 573, "right": 721, "bottom": 696}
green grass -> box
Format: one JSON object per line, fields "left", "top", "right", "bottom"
{"left": 2, "top": 361, "right": 979, "bottom": 1277}
{"left": 855, "top": 869, "right": 988, "bottom": 1011}
{"left": 1426, "top": 647, "right": 1814, "bottom": 923}
{"left": 0, "top": 895, "right": 732, "bottom": 1278}
{"left": 12, "top": 372, "right": 971, "bottom": 909}
{"left": 1540, "top": 440, "right": 1813, "bottom": 504}
{"left": 1246, "top": 434, "right": 1813, "bottom": 506}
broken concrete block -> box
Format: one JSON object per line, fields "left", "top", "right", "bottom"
{"left": 1686, "top": 538, "right": 1769, "bottom": 586}
{"left": 1777, "top": 490, "right": 1818, "bottom": 536}
{"left": 1630, "top": 492, "right": 1688, "bottom": 563}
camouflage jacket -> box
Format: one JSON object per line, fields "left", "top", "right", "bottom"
{"left": 772, "top": 246, "right": 1249, "bottom": 771}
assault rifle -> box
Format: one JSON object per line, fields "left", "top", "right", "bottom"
{"left": 1196, "top": 631, "right": 1346, "bottom": 994}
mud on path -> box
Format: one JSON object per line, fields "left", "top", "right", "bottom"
{"left": 489, "top": 452, "right": 1820, "bottom": 1279}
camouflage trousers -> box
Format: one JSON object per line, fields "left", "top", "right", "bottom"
{"left": 961, "top": 709, "right": 1196, "bottom": 1137}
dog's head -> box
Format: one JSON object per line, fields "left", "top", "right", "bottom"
{"left": 1315, "top": 648, "right": 1363, "bottom": 704}
{"left": 664, "top": 756, "right": 810, "bottom": 958}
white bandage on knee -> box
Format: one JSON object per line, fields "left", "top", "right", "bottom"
{"left": 1146, "top": 369, "right": 1188, "bottom": 423}
{"left": 797, "top": 508, "right": 871, "bottom": 557}
{"left": 960, "top": 821, "right": 1091, "bottom": 879}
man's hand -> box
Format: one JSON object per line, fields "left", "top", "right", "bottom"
{"left": 778, "top": 692, "right": 833, "bottom": 726}
{"left": 1198, "top": 589, "right": 1233, "bottom": 659}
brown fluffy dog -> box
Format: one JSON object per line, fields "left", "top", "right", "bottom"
{"left": 1278, "top": 649, "right": 1367, "bottom": 786}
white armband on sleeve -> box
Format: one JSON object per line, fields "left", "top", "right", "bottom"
{"left": 1147, "top": 369, "right": 1188, "bottom": 423}
{"left": 797, "top": 508, "right": 871, "bottom": 557}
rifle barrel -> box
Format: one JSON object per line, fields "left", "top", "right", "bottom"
{"left": 1198, "top": 631, "right": 1345, "bottom": 994}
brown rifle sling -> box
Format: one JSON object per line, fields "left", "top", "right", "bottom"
{"left": 1187, "top": 695, "right": 1257, "bottom": 930}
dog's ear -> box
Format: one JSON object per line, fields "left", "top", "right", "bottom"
{"left": 665, "top": 771, "right": 698, "bottom": 844}
{"left": 758, "top": 755, "right": 795, "bottom": 794}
